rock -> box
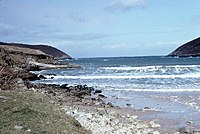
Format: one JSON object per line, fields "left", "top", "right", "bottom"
{"left": 193, "top": 130, "right": 200, "bottom": 134}
{"left": 107, "top": 102, "right": 114, "bottom": 107}
{"left": 94, "top": 90, "right": 102, "bottom": 94}
{"left": 98, "top": 94, "right": 107, "bottom": 98}
{"left": 150, "top": 121, "right": 161, "bottom": 128}
{"left": 126, "top": 103, "right": 131, "bottom": 106}
{"left": 14, "top": 125, "right": 23, "bottom": 130}
{"left": 19, "top": 71, "right": 40, "bottom": 81}
{"left": 178, "top": 127, "right": 190, "bottom": 133}
{"left": 130, "top": 116, "right": 138, "bottom": 122}
{"left": 60, "top": 84, "right": 68, "bottom": 89}
{"left": 187, "top": 121, "right": 194, "bottom": 125}
{"left": 152, "top": 131, "right": 160, "bottom": 134}
{"left": 143, "top": 107, "right": 151, "bottom": 110}
{"left": 38, "top": 74, "right": 46, "bottom": 79}
{"left": 26, "top": 129, "right": 31, "bottom": 132}
{"left": 0, "top": 96, "right": 10, "bottom": 100}
{"left": 47, "top": 90, "right": 54, "bottom": 94}
{"left": 23, "top": 64, "right": 40, "bottom": 71}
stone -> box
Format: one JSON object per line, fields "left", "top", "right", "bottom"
{"left": 178, "top": 127, "right": 190, "bottom": 133}
{"left": 187, "top": 121, "right": 194, "bottom": 125}
{"left": 150, "top": 121, "right": 161, "bottom": 128}
{"left": 94, "top": 90, "right": 102, "bottom": 94}
{"left": 14, "top": 125, "right": 23, "bottom": 130}
{"left": 126, "top": 103, "right": 131, "bottom": 106}
{"left": 0, "top": 96, "right": 10, "bottom": 100}
{"left": 60, "top": 84, "right": 68, "bottom": 89}
{"left": 152, "top": 131, "right": 160, "bottom": 134}
{"left": 143, "top": 107, "right": 151, "bottom": 110}
{"left": 107, "top": 102, "right": 114, "bottom": 107}
{"left": 98, "top": 94, "right": 107, "bottom": 98}
{"left": 26, "top": 129, "right": 31, "bottom": 132}
{"left": 38, "top": 74, "right": 46, "bottom": 79}
{"left": 47, "top": 90, "right": 54, "bottom": 94}
{"left": 193, "top": 130, "right": 200, "bottom": 134}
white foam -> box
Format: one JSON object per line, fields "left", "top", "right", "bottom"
{"left": 108, "top": 88, "right": 200, "bottom": 92}
{"left": 102, "top": 66, "right": 161, "bottom": 71}
{"left": 46, "top": 74, "right": 200, "bottom": 79}
{"left": 102, "top": 65, "right": 200, "bottom": 71}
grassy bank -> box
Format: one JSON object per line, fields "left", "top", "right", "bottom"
{"left": 0, "top": 90, "right": 90, "bottom": 134}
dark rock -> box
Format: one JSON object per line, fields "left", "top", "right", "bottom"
{"left": 89, "top": 87, "right": 95, "bottom": 91}
{"left": 168, "top": 37, "right": 200, "bottom": 57}
{"left": 126, "top": 103, "right": 131, "bottom": 106}
{"left": 94, "top": 90, "right": 102, "bottom": 94}
{"left": 44, "top": 73, "right": 56, "bottom": 76}
{"left": 91, "top": 98, "right": 96, "bottom": 101}
{"left": 98, "top": 94, "right": 107, "bottom": 98}
{"left": 107, "top": 102, "right": 114, "bottom": 107}
{"left": 20, "top": 72, "right": 40, "bottom": 81}
{"left": 60, "top": 84, "right": 68, "bottom": 89}
{"left": 38, "top": 75, "right": 46, "bottom": 79}
{"left": 69, "top": 86, "right": 75, "bottom": 90}
{"left": 77, "top": 85, "right": 83, "bottom": 90}
{"left": 47, "top": 90, "right": 54, "bottom": 94}
{"left": 178, "top": 127, "right": 191, "bottom": 133}
{"left": 143, "top": 107, "right": 151, "bottom": 110}
{"left": 23, "top": 65, "right": 40, "bottom": 71}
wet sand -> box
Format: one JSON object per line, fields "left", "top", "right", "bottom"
{"left": 103, "top": 90, "right": 200, "bottom": 133}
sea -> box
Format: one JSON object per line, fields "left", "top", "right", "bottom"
{"left": 34, "top": 56, "right": 200, "bottom": 128}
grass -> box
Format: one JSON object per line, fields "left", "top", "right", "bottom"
{"left": 0, "top": 90, "right": 90, "bottom": 134}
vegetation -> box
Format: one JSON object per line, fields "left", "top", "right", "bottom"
{"left": 0, "top": 91, "right": 90, "bottom": 134}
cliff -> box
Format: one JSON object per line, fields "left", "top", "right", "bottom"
{"left": 0, "top": 42, "right": 72, "bottom": 59}
{"left": 0, "top": 44, "right": 79, "bottom": 71}
{"left": 168, "top": 37, "right": 200, "bottom": 57}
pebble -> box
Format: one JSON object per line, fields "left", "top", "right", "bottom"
{"left": 152, "top": 131, "right": 160, "bottom": 134}
{"left": 126, "top": 103, "right": 131, "bottom": 106}
{"left": 65, "top": 106, "right": 160, "bottom": 134}
{"left": 26, "top": 129, "right": 31, "bottom": 132}
{"left": 187, "top": 120, "right": 194, "bottom": 125}
{"left": 150, "top": 121, "right": 161, "bottom": 128}
{"left": 178, "top": 127, "right": 190, "bottom": 133}
{"left": 14, "top": 125, "right": 23, "bottom": 130}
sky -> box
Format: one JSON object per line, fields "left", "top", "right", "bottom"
{"left": 0, "top": 0, "right": 200, "bottom": 58}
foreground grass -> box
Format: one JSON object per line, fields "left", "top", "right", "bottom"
{"left": 0, "top": 90, "right": 90, "bottom": 134}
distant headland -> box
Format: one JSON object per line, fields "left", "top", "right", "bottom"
{"left": 168, "top": 37, "right": 200, "bottom": 57}
{"left": 0, "top": 42, "right": 72, "bottom": 59}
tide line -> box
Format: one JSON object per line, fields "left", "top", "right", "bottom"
{"left": 45, "top": 74, "right": 200, "bottom": 79}
{"left": 110, "top": 88, "right": 200, "bottom": 92}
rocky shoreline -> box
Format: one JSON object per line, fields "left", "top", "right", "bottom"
{"left": 1, "top": 44, "right": 199, "bottom": 134}
{"left": 14, "top": 81, "right": 163, "bottom": 134}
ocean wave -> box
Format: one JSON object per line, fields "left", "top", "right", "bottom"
{"left": 45, "top": 74, "right": 200, "bottom": 79}
{"left": 107, "top": 88, "right": 200, "bottom": 92}
{"left": 101, "top": 65, "right": 200, "bottom": 71}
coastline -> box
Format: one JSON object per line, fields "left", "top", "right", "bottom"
{"left": 1, "top": 45, "right": 200, "bottom": 134}
{"left": 1, "top": 67, "right": 200, "bottom": 134}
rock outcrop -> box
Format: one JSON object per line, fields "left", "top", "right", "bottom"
{"left": 0, "top": 44, "right": 80, "bottom": 90}
{"left": 0, "top": 42, "right": 72, "bottom": 59}
{"left": 0, "top": 45, "right": 79, "bottom": 71}
{"left": 168, "top": 37, "right": 200, "bottom": 57}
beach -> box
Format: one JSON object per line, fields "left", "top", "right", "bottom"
{"left": 1, "top": 45, "right": 200, "bottom": 133}
{"left": 32, "top": 56, "right": 200, "bottom": 133}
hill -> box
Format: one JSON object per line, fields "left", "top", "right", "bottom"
{"left": 0, "top": 42, "right": 72, "bottom": 59}
{"left": 168, "top": 37, "right": 200, "bottom": 57}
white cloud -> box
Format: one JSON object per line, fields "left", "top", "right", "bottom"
{"left": 108, "top": 0, "right": 146, "bottom": 10}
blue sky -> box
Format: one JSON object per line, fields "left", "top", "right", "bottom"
{"left": 0, "top": 0, "right": 200, "bottom": 58}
